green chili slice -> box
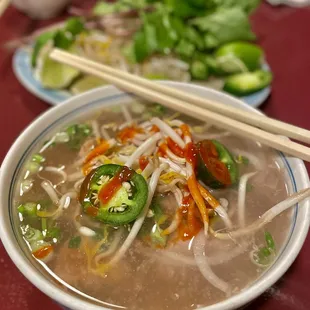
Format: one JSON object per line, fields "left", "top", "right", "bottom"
{"left": 80, "top": 164, "right": 148, "bottom": 226}
{"left": 197, "top": 140, "right": 239, "bottom": 189}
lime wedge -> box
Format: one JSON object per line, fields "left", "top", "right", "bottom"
{"left": 34, "top": 41, "right": 80, "bottom": 89}
{"left": 70, "top": 75, "right": 107, "bottom": 94}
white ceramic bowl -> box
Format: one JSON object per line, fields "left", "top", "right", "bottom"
{"left": 0, "top": 82, "right": 309, "bottom": 310}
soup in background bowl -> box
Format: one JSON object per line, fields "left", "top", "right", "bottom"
{"left": 0, "top": 82, "right": 309, "bottom": 310}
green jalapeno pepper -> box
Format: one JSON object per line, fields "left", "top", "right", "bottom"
{"left": 80, "top": 164, "right": 148, "bottom": 225}
{"left": 196, "top": 140, "right": 238, "bottom": 189}
{"left": 223, "top": 70, "right": 272, "bottom": 96}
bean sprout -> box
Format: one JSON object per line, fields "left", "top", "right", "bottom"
{"left": 41, "top": 181, "right": 59, "bottom": 205}
{"left": 214, "top": 188, "right": 310, "bottom": 240}
{"left": 109, "top": 164, "right": 167, "bottom": 265}
{"left": 151, "top": 117, "right": 185, "bottom": 148}
{"left": 238, "top": 172, "right": 257, "bottom": 227}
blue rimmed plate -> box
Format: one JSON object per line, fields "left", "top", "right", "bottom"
{"left": 13, "top": 47, "right": 271, "bottom": 107}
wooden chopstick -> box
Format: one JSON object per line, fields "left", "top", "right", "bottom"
{"left": 50, "top": 48, "right": 310, "bottom": 162}
{"left": 50, "top": 49, "right": 310, "bottom": 145}
{"left": 0, "top": 0, "right": 10, "bottom": 17}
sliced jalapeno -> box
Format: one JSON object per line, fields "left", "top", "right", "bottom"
{"left": 80, "top": 164, "right": 148, "bottom": 225}
{"left": 196, "top": 140, "right": 238, "bottom": 189}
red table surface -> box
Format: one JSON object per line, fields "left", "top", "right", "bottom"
{"left": 1, "top": 2, "right": 310, "bottom": 310}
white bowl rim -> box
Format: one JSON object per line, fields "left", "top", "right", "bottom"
{"left": 0, "top": 81, "right": 309, "bottom": 310}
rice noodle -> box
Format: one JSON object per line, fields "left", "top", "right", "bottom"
{"left": 140, "top": 121, "right": 152, "bottom": 128}
{"left": 157, "top": 178, "right": 186, "bottom": 192}
{"left": 109, "top": 164, "right": 167, "bottom": 265}
{"left": 135, "top": 133, "right": 149, "bottom": 141}
{"left": 159, "top": 157, "right": 187, "bottom": 176}
{"left": 53, "top": 192, "right": 77, "bottom": 220}
{"left": 162, "top": 212, "right": 181, "bottom": 235}
{"left": 172, "top": 187, "right": 183, "bottom": 206}
{"left": 126, "top": 133, "right": 161, "bottom": 167}
{"left": 68, "top": 171, "right": 84, "bottom": 182}
{"left": 214, "top": 188, "right": 310, "bottom": 240}
{"left": 119, "top": 120, "right": 135, "bottom": 131}
{"left": 151, "top": 117, "right": 185, "bottom": 148}
{"left": 193, "top": 232, "right": 231, "bottom": 295}
{"left": 44, "top": 166, "right": 67, "bottom": 184}
{"left": 132, "top": 138, "right": 144, "bottom": 146}
{"left": 74, "top": 178, "right": 84, "bottom": 192}
{"left": 141, "top": 162, "right": 154, "bottom": 179}
{"left": 215, "top": 205, "right": 233, "bottom": 229}
{"left": 100, "top": 125, "right": 110, "bottom": 140}
{"left": 39, "top": 136, "right": 56, "bottom": 153}
{"left": 95, "top": 228, "right": 123, "bottom": 263}
{"left": 165, "top": 148, "right": 186, "bottom": 164}
{"left": 91, "top": 120, "right": 101, "bottom": 141}
{"left": 169, "top": 120, "right": 184, "bottom": 127}
{"left": 41, "top": 181, "right": 59, "bottom": 205}
{"left": 157, "top": 240, "right": 249, "bottom": 266}
{"left": 121, "top": 105, "right": 133, "bottom": 123}
{"left": 238, "top": 172, "right": 257, "bottom": 227}
{"left": 219, "top": 198, "right": 229, "bottom": 211}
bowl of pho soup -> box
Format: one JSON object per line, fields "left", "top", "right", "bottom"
{"left": 0, "top": 82, "right": 309, "bottom": 310}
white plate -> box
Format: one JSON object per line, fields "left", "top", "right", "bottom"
{"left": 13, "top": 47, "right": 272, "bottom": 108}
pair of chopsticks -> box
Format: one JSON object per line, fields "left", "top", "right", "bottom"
{"left": 50, "top": 48, "right": 310, "bottom": 162}
{"left": 0, "top": 0, "right": 10, "bottom": 17}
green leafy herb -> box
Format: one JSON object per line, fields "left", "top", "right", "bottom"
{"left": 150, "top": 224, "right": 167, "bottom": 247}
{"left": 183, "top": 26, "right": 204, "bottom": 51}
{"left": 22, "top": 226, "right": 44, "bottom": 242}
{"left": 214, "top": 0, "right": 261, "bottom": 15}
{"left": 191, "top": 60, "right": 209, "bottom": 80}
{"left": 235, "top": 155, "right": 250, "bottom": 165}
{"left": 66, "top": 124, "right": 92, "bottom": 150}
{"left": 265, "top": 231, "right": 276, "bottom": 251}
{"left": 32, "top": 154, "right": 45, "bottom": 163}
{"left": 252, "top": 231, "right": 276, "bottom": 266}
{"left": 18, "top": 203, "right": 37, "bottom": 216}
{"left": 65, "top": 17, "right": 85, "bottom": 36}
{"left": 32, "top": 32, "right": 55, "bottom": 67}
{"left": 46, "top": 226, "right": 62, "bottom": 241}
{"left": 41, "top": 218, "right": 48, "bottom": 232}
{"left": 165, "top": 0, "right": 205, "bottom": 18}
{"left": 191, "top": 8, "right": 256, "bottom": 49}
{"left": 93, "top": 0, "right": 154, "bottom": 16}
{"left": 26, "top": 162, "right": 41, "bottom": 174}
{"left": 68, "top": 236, "right": 81, "bottom": 249}
{"left": 151, "top": 104, "right": 166, "bottom": 116}
{"left": 54, "top": 31, "right": 75, "bottom": 50}
{"left": 175, "top": 39, "right": 195, "bottom": 59}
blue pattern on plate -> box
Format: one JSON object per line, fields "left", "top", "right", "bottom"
{"left": 13, "top": 47, "right": 271, "bottom": 108}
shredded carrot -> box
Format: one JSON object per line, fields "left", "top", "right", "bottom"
{"left": 139, "top": 156, "right": 149, "bottom": 170}
{"left": 167, "top": 137, "right": 184, "bottom": 157}
{"left": 84, "top": 140, "right": 111, "bottom": 164}
{"left": 32, "top": 245, "right": 53, "bottom": 260}
{"left": 197, "top": 183, "right": 220, "bottom": 209}
{"left": 158, "top": 142, "right": 168, "bottom": 157}
{"left": 150, "top": 125, "right": 160, "bottom": 133}
{"left": 187, "top": 198, "right": 202, "bottom": 235}
{"left": 180, "top": 124, "right": 192, "bottom": 139}
{"left": 187, "top": 175, "right": 209, "bottom": 226}
{"left": 117, "top": 126, "right": 144, "bottom": 143}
